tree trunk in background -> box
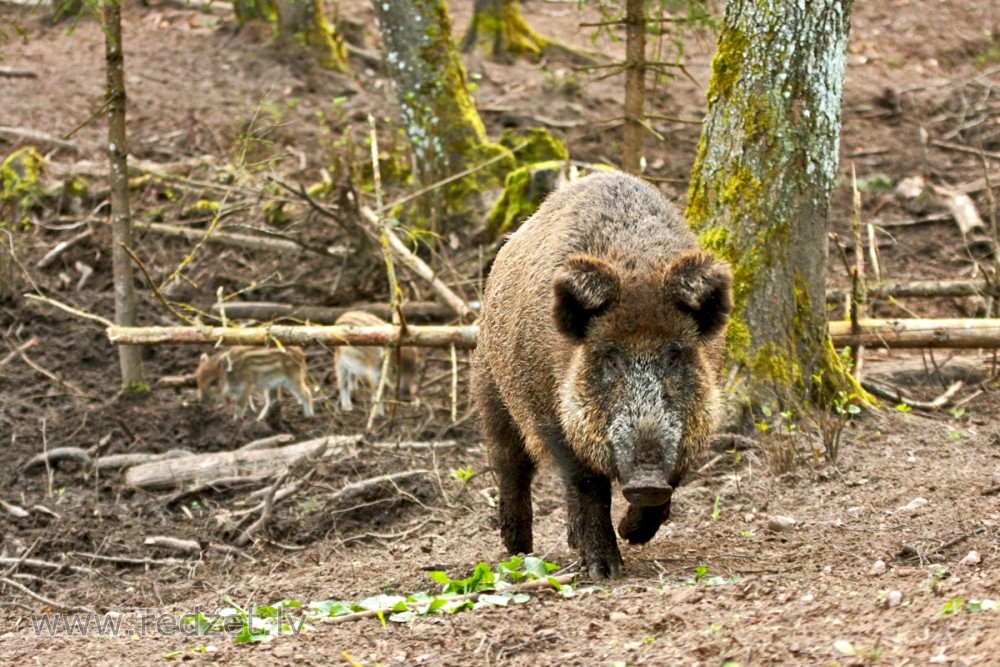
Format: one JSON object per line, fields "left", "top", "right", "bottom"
{"left": 686, "top": 0, "right": 856, "bottom": 419}
{"left": 104, "top": 0, "right": 146, "bottom": 392}
{"left": 459, "top": 0, "right": 550, "bottom": 61}
{"left": 232, "top": 0, "right": 349, "bottom": 71}
{"left": 372, "top": 0, "right": 496, "bottom": 187}
{"left": 621, "top": 0, "right": 646, "bottom": 174}
{"left": 275, "top": 0, "right": 350, "bottom": 72}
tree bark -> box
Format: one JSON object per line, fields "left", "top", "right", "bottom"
{"left": 275, "top": 0, "right": 350, "bottom": 71}
{"left": 686, "top": 0, "right": 855, "bottom": 413}
{"left": 231, "top": 0, "right": 349, "bottom": 71}
{"left": 621, "top": 0, "right": 646, "bottom": 174}
{"left": 104, "top": 0, "right": 146, "bottom": 392}
{"left": 459, "top": 0, "right": 550, "bottom": 60}
{"left": 372, "top": 0, "right": 503, "bottom": 189}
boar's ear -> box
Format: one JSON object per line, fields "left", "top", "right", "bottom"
{"left": 553, "top": 254, "right": 621, "bottom": 341}
{"left": 664, "top": 250, "right": 733, "bottom": 338}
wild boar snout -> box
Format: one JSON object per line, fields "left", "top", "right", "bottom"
{"left": 610, "top": 395, "right": 682, "bottom": 507}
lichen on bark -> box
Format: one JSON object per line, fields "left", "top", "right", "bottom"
{"left": 459, "top": 0, "right": 551, "bottom": 60}
{"left": 373, "top": 0, "right": 512, "bottom": 229}
{"left": 685, "top": 0, "right": 863, "bottom": 417}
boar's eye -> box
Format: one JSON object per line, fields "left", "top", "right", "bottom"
{"left": 660, "top": 344, "right": 681, "bottom": 368}
{"left": 600, "top": 349, "right": 624, "bottom": 379}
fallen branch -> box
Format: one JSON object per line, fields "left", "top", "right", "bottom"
{"left": 236, "top": 439, "right": 329, "bottom": 545}
{"left": 0, "top": 498, "right": 29, "bottom": 518}
{"left": 132, "top": 221, "right": 307, "bottom": 255}
{"left": 67, "top": 552, "right": 189, "bottom": 568}
{"left": 896, "top": 174, "right": 987, "bottom": 238}
{"left": 826, "top": 279, "right": 1000, "bottom": 303}
{"left": 829, "top": 318, "right": 1000, "bottom": 349}
{"left": 931, "top": 139, "right": 1000, "bottom": 163}
{"left": 235, "top": 471, "right": 287, "bottom": 547}
{"left": 861, "top": 379, "right": 964, "bottom": 410}
{"left": 36, "top": 229, "right": 94, "bottom": 270}
{"left": 360, "top": 206, "right": 473, "bottom": 321}
{"left": 162, "top": 474, "right": 274, "bottom": 507}
{"left": 239, "top": 434, "right": 295, "bottom": 451}
{"left": 94, "top": 449, "right": 194, "bottom": 472}
{"left": 156, "top": 373, "right": 196, "bottom": 390}
{"left": 0, "top": 576, "right": 95, "bottom": 614}
{"left": 144, "top": 536, "right": 201, "bottom": 556}
{"left": 332, "top": 470, "right": 432, "bottom": 505}
{"left": 0, "top": 336, "right": 38, "bottom": 371}
{"left": 23, "top": 293, "right": 115, "bottom": 328}
{"left": 0, "top": 125, "right": 79, "bottom": 154}
{"left": 107, "top": 323, "right": 479, "bottom": 349}
{"left": 207, "top": 301, "right": 467, "bottom": 325}
{"left": 0, "top": 557, "right": 94, "bottom": 576}
{"left": 9, "top": 343, "right": 92, "bottom": 398}
{"left": 23, "top": 447, "right": 92, "bottom": 473}
{"left": 0, "top": 67, "right": 37, "bottom": 78}
{"left": 126, "top": 435, "right": 361, "bottom": 490}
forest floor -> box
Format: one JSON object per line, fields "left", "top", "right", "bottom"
{"left": 1, "top": 0, "right": 999, "bottom": 665}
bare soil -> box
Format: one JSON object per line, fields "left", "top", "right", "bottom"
{"left": 1, "top": 1, "right": 999, "bottom": 665}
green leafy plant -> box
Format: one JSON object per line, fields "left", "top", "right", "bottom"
{"left": 449, "top": 465, "right": 475, "bottom": 484}
{"left": 200, "top": 557, "right": 570, "bottom": 642}
{"left": 938, "top": 597, "right": 997, "bottom": 615}
{"left": 816, "top": 389, "right": 861, "bottom": 463}
{"left": 757, "top": 404, "right": 802, "bottom": 473}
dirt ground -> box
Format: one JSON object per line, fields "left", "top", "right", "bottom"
{"left": 1, "top": 0, "right": 999, "bottom": 665}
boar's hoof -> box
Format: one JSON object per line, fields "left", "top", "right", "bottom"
{"left": 621, "top": 484, "right": 673, "bottom": 508}
{"left": 618, "top": 501, "right": 671, "bottom": 545}
{"left": 583, "top": 548, "right": 624, "bottom": 580}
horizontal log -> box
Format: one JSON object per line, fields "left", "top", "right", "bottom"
{"left": 106, "top": 324, "right": 480, "bottom": 349}
{"left": 126, "top": 435, "right": 362, "bottom": 490}
{"left": 208, "top": 301, "right": 470, "bottom": 325}
{"left": 829, "top": 318, "right": 1000, "bottom": 349}
{"left": 827, "top": 279, "right": 1000, "bottom": 303}
{"left": 108, "top": 319, "right": 1000, "bottom": 351}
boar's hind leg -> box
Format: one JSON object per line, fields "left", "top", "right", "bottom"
{"left": 477, "top": 376, "right": 534, "bottom": 555}
{"left": 617, "top": 500, "right": 671, "bottom": 545}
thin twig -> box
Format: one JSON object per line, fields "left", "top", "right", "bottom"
{"left": 0, "top": 336, "right": 38, "bottom": 371}
{"left": 119, "top": 243, "right": 193, "bottom": 325}
{"left": 0, "top": 577, "right": 96, "bottom": 614}
{"left": 23, "top": 294, "right": 114, "bottom": 328}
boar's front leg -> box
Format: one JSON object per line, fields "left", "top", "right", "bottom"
{"left": 477, "top": 375, "right": 535, "bottom": 555}
{"left": 617, "top": 500, "right": 671, "bottom": 545}
{"left": 543, "top": 425, "right": 623, "bottom": 579}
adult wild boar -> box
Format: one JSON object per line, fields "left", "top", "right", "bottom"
{"left": 473, "top": 171, "right": 732, "bottom": 579}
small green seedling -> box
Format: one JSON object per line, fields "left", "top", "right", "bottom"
{"left": 449, "top": 465, "right": 475, "bottom": 484}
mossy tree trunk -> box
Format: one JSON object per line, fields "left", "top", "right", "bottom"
{"left": 232, "top": 0, "right": 349, "bottom": 72}
{"left": 459, "top": 0, "right": 550, "bottom": 61}
{"left": 685, "top": 0, "right": 855, "bottom": 419}
{"left": 104, "top": 0, "right": 146, "bottom": 392}
{"left": 373, "top": 0, "right": 508, "bottom": 226}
